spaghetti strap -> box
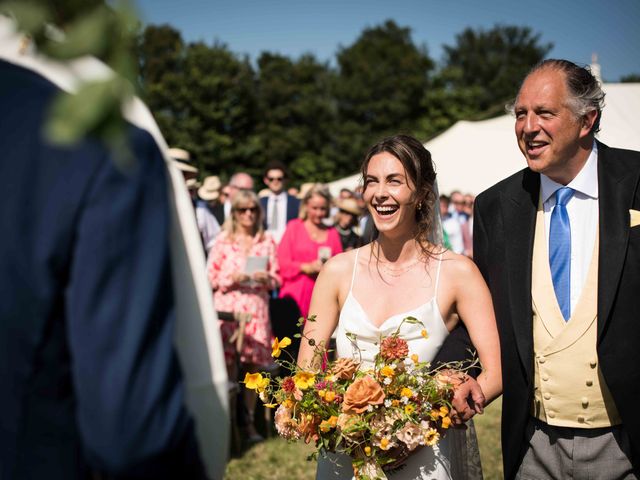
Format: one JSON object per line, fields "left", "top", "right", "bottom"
{"left": 434, "top": 251, "right": 443, "bottom": 297}
{"left": 349, "top": 248, "right": 359, "bottom": 294}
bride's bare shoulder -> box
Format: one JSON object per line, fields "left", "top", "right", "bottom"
{"left": 322, "top": 248, "right": 359, "bottom": 277}
{"left": 439, "top": 249, "right": 479, "bottom": 277}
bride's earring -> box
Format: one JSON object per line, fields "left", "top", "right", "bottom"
{"left": 417, "top": 202, "right": 423, "bottom": 211}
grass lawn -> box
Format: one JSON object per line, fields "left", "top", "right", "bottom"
{"left": 224, "top": 398, "right": 503, "bottom": 480}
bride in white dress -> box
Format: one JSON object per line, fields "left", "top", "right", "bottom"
{"left": 298, "top": 135, "right": 502, "bottom": 480}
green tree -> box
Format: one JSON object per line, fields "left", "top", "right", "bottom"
{"left": 176, "top": 41, "right": 258, "bottom": 176}
{"left": 333, "top": 20, "right": 434, "bottom": 164}
{"left": 620, "top": 73, "right": 640, "bottom": 83}
{"left": 137, "top": 26, "right": 258, "bottom": 178}
{"left": 254, "top": 52, "right": 339, "bottom": 183}
{"left": 440, "top": 25, "right": 552, "bottom": 112}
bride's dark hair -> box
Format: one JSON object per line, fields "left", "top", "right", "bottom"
{"left": 361, "top": 134, "right": 439, "bottom": 259}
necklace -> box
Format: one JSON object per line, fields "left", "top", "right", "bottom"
{"left": 379, "top": 258, "right": 422, "bottom": 277}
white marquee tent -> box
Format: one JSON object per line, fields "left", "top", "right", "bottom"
{"left": 328, "top": 82, "right": 640, "bottom": 196}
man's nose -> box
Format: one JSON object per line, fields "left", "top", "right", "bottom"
{"left": 522, "top": 113, "right": 539, "bottom": 135}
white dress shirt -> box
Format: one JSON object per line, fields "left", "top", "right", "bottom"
{"left": 195, "top": 200, "right": 221, "bottom": 252}
{"left": 266, "top": 191, "right": 288, "bottom": 243}
{"left": 540, "top": 142, "right": 599, "bottom": 316}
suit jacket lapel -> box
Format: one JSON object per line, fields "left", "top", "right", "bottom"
{"left": 597, "top": 142, "right": 640, "bottom": 338}
{"left": 504, "top": 169, "right": 539, "bottom": 379}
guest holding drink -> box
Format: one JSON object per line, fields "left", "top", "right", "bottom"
{"left": 277, "top": 184, "right": 343, "bottom": 318}
{"left": 207, "top": 190, "right": 279, "bottom": 442}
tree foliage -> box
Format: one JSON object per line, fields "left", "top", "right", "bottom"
{"left": 440, "top": 25, "right": 552, "bottom": 111}
{"left": 333, "top": 20, "right": 434, "bottom": 165}
{"left": 136, "top": 21, "right": 552, "bottom": 184}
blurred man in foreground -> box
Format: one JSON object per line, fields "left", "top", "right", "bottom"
{"left": 0, "top": 14, "right": 228, "bottom": 480}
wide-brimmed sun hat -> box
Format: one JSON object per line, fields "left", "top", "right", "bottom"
{"left": 185, "top": 178, "right": 202, "bottom": 190}
{"left": 198, "top": 175, "right": 222, "bottom": 201}
{"left": 168, "top": 147, "right": 198, "bottom": 173}
{"left": 336, "top": 197, "right": 362, "bottom": 216}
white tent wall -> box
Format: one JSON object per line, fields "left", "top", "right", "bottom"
{"left": 328, "top": 83, "right": 640, "bottom": 197}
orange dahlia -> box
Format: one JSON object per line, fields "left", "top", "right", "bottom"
{"left": 380, "top": 336, "right": 409, "bottom": 360}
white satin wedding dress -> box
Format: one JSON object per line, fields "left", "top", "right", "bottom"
{"left": 316, "top": 248, "right": 460, "bottom": 480}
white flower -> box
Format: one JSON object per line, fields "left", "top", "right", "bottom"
{"left": 384, "top": 399, "right": 392, "bottom": 408}
{"left": 367, "top": 405, "right": 374, "bottom": 412}
{"left": 383, "top": 377, "right": 392, "bottom": 385}
{"left": 401, "top": 396, "right": 409, "bottom": 404}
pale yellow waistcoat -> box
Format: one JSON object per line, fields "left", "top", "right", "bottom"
{"left": 531, "top": 198, "right": 620, "bottom": 428}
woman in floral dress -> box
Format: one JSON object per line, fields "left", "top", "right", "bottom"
{"left": 207, "top": 189, "right": 280, "bottom": 442}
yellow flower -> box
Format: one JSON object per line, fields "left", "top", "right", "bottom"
{"left": 441, "top": 416, "right": 451, "bottom": 429}
{"left": 243, "top": 372, "right": 264, "bottom": 390}
{"left": 421, "top": 329, "right": 429, "bottom": 339}
{"left": 318, "top": 389, "right": 326, "bottom": 399}
{"left": 439, "top": 406, "right": 449, "bottom": 417}
{"left": 410, "top": 354, "right": 419, "bottom": 364}
{"left": 380, "top": 437, "right": 391, "bottom": 450}
{"left": 324, "top": 391, "right": 337, "bottom": 402}
{"left": 364, "top": 446, "right": 372, "bottom": 456}
{"left": 294, "top": 371, "right": 316, "bottom": 390}
{"left": 400, "top": 387, "right": 414, "bottom": 398}
{"left": 424, "top": 428, "right": 440, "bottom": 446}
{"left": 264, "top": 403, "right": 278, "bottom": 409}
{"left": 392, "top": 400, "right": 400, "bottom": 407}
{"left": 380, "top": 365, "right": 395, "bottom": 378}
{"left": 404, "top": 404, "right": 415, "bottom": 415}
{"left": 271, "top": 336, "right": 292, "bottom": 358}
{"left": 283, "top": 398, "right": 295, "bottom": 409}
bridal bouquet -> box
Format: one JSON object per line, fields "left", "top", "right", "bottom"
{"left": 245, "top": 316, "right": 460, "bottom": 480}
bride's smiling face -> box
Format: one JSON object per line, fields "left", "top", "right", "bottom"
{"left": 363, "top": 152, "right": 418, "bottom": 236}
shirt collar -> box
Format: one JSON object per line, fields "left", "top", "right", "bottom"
{"left": 269, "top": 191, "right": 286, "bottom": 200}
{"left": 540, "top": 141, "right": 599, "bottom": 203}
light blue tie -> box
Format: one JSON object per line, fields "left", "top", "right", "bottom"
{"left": 549, "top": 187, "right": 574, "bottom": 321}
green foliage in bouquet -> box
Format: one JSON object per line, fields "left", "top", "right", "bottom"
{"left": 244, "top": 315, "right": 474, "bottom": 480}
{"left": 1, "top": 0, "right": 139, "bottom": 166}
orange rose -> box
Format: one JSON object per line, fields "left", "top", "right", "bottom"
{"left": 342, "top": 375, "right": 385, "bottom": 414}
{"left": 331, "top": 357, "right": 359, "bottom": 380}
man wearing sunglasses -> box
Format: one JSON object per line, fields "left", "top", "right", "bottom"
{"left": 260, "top": 161, "right": 300, "bottom": 243}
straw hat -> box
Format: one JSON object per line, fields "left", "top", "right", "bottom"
{"left": 336, "top": 198, "right": 362, "bottom": 216}
{"left": 198, "top": 176, "right": 222, "bottom": 201}
{"left": 297, "top": 182, "right": 315, "bottom": 200}
{"left": 168, "top": 147, "right": 198, "bottom": 173}
{"left": 185, "top": 178, "right": 202, "bottom": 190}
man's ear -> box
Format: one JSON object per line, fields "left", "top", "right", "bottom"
{"left": 580, "top": 109, "right": 598, "bottom": 137}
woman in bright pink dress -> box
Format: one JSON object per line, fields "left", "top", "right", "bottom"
{"left": 278, "top": 184, "right": 343, "bottom": 318}
{"left": 207, "top": 190, "right": 279, "bottom": 441}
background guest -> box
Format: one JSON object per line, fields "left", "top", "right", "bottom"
{"left": 277, "top": 184, "right": 343, "bottom": 319}
{"left": 260, "top": 161, "right": 300, "bottom": 244}
{"left": 333, "top": 197, "right": 362, "bottom": 251}
{"left": 207, "top": 190, "right": 279, "bottom": 444}
{"left": 212, "top": 171, "right": 254, "bottom": 225}
{"left": 440, "top": 194, "right": 464, "bottom": 253}
{"left": 195, "top": 175, "right": 222, "bottom": 252}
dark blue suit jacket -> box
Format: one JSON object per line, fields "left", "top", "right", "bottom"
{"left": 0, "top": 60, "right": 205, "bottom": 479}
{"left": 260, "top": 193, "right": 300, "bottom": 229}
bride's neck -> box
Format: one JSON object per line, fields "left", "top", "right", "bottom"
{"left": 374, "top": 232, "right": 421, "bottom": 263}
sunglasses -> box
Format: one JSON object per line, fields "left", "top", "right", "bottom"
{"left": 234, "top": 206, "right": 259, "bottom": 214}
{"left": 266, "top": 176, "right": 284, "bottom": 182}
